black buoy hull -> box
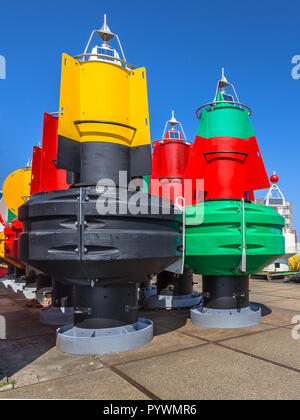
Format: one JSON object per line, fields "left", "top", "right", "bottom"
{"left": 18, "top": 187, "right": 182, "bottom": 330}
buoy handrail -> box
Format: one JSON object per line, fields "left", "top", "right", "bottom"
{"left": 73, "top": 54, "right": 135, "bottom": 69}
{"left": 196, "top": 101, "right": 252, "bottom": 119}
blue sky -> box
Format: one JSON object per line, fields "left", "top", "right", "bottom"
{"left": 0, "top": 0, "right": 299, "bottom": 231}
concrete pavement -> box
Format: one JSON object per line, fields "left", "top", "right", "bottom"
{"left": 0, "top": 276, "right": 299, "bottom": 400}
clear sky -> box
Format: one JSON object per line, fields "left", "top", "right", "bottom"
{"left": 0, "top": 0, "right": 299, "bottom": 231}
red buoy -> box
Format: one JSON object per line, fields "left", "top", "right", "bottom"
{"left": 4, "top": 224, "right": 14, "bottom": 258}
{"left": 270, "top": 173, "right": 279, "bottom": 184}
{"left": 30, "top": 113, "right": 69, "bottom": 195}
{"left": 30, "top": 146, "right": 42, "bottom": 195}
{"left": 151, "top": 111, "right": 192, "bottom": 204}
{"left": 11, "top": 219, "right": 23, "bottom": 261}
{"left": 4, "top": 219, "right": 24, "bottom": 268}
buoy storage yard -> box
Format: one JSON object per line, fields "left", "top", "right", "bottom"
{"left": 0, "top": 1, "right": 300, "bottom": 403}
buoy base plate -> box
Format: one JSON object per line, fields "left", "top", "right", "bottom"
{"left": 40, "top": 306, "right": 74, "bottom": 326}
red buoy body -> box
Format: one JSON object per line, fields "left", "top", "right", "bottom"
{"left": 30, "top": 146, "right": 42, "bottom": 195}
{"left": 152, "top": 139, "right": 191, "bottom": 179}
{"left": 4, "top": 218, "right": 22, "bottom": 262}
{"left": 4, "top": 218, "right": 24, "bottom": 268}
{"left": 185, "top": 136, "right": 269, "bottom": 201}
{"left": 4, "top": 224, "right": 14, "bottom": 258}
{"left": 11, "top": 218, "right": 23, "bottom": 260}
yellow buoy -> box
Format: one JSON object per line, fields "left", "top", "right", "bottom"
{"left": 0, "top": 231, "right": 5, "bottom": 259}
{"left": 2, "top": 167, "right": 32, "bottom": 216}
{"left": 56, "top": 31, "right": 152, "bottom": 185}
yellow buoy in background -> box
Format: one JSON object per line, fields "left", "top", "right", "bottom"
{"left": 289, "top": 255, "right": 300, "bottom": 272}
{"left": 2, "top": 167, "right": 31, "bottom": 216}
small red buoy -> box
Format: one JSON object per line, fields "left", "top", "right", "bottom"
{"left": 270, "top": 172, "right": 279, "bottom": 184}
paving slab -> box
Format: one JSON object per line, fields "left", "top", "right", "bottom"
{"left": 157, "top": 317, "right": 274, "bottom": 342}
{"left": 0, "top": 309, "right": 33, "bottom": 323}
{"left": 250, "top": 280, "right": 293, "bottom": 287}
{"left": 0, "top": 286, "right": 35, "bottom": 302}
{"left": 258, "top": 285, "right": 300, "bottom": 293}
{"left": 0, "top": 334, "right": 106, "bottom": 388}
{"left": 100, "top": 326, "right": 205, "bottom": 366}
{"left": 0, "top": 295, "right": 55, "bottom": 339}
{"left": 0, "top": 286, "right": 9, "bottom": 296}
{"left": 21, "top": 307, "right": 41, "bottom": 320}
{"left": 250, "top": 285, "right": 292, "bottom": 294}
{"left": 117, "top": 344, "right": 300, "bottom": 400}
{"left": 0, "top": 368, "right": 149, "bottom": 400}
{"left": 141, "top": 309, "right": 189, "bottom": 331}
{"left": 0, "top": 334, "right": 55, "bottom": 383}
{"left": 258, "top": 289, "right": 300, "bottom": 299}
{"left": 143, "top": 307, "right": 275, "bottom": 342}
{"left": 1, "top": 276, "right": 299, "bottom": 400}
{"left": 0, "top": 297, "right": 23, "bottom": 313}
{"left": 250, "top": 293, "right": 285, "bottom": 304}
{"left": 222, "top": 327, "right": 300, "bottom": 371}
{"left": 260, "top": 307, "right": 299, "bottom": 327}
{"left": 0, "top": 315, "right": 55, "bottom": 340}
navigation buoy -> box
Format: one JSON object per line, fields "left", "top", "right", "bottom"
{"left": 18, "top": 16, "right": 183, "bottom": 355}
{"left": 184, "top": 69, "right": 285, "bottom": 328}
